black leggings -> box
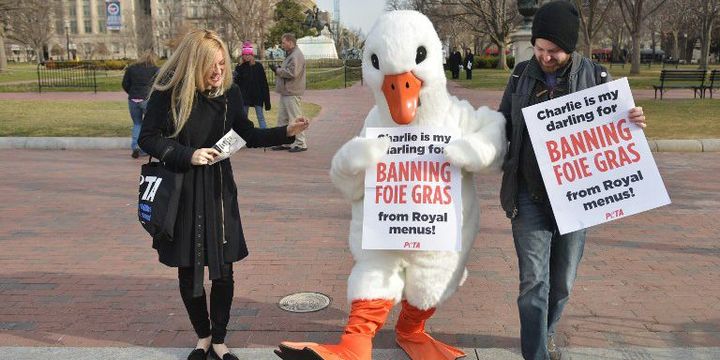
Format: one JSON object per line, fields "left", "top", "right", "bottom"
{"left": 178, "top": 265, "right": 234, "bottom": 344}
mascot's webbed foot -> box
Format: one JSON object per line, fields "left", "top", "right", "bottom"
{"left": 275, "top": 299, "right": 394, "bottom": 360}
{"left": 395, "top": 300, "right": 466, "bottom": 360}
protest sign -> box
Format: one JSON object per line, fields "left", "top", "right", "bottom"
{"left": 522, "top": 77, "right": 670, "bottom": 234}
{"left": 363, "top": 127, "right": 462, "bottom": 251}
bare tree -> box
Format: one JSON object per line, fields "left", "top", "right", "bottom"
{"left": 0, "top": 1, "right": 22, "bottom": 71}
{"left": 690, "top": 0, "right": 720, "bottom": 69}
{"left": 5, "top": 0, "right": 56, "bottom": 64}
{"left": 574, "top": 0, "right": 616, "bottom": 58}
{"left": 657, "top": 0, "right": 692, "bottom": 61}
{"left": 443, "top": 0, "right": 517, "bottom": 70}
{"left": 615, "top": 0, "right": 669, "bottom": 74}
{"left": 207, "top": 0, "right": 277, "bottom": 59}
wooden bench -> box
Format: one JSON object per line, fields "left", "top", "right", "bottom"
{"left": 701, "top": 69, "right": 720, "bottom": 99}
{"left": 653, "top": 69, "right": 706, "bottom": 99}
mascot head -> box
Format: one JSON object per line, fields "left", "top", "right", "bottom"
{"left": 363, "top": 11, "right": 447, "bottom": 126}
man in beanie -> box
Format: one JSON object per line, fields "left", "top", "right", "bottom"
{"left": 234, "top": 42, "right": 271, "bottom": 128}
{"left": 498, "top": 2, "right": 647, "bottom": 359}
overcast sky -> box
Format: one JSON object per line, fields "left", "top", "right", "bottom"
{"left": 315, "top": 0, "right": 388, "bottom": 36}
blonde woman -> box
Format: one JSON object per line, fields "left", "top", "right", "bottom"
{"left": 138, "top": 29, "right": 309, "bottom": 360}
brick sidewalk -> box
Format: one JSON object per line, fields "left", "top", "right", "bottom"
{"left": 0, "top": 84, "right": 718, "bottom": 352}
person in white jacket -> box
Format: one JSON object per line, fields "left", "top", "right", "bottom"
{"left": 275, "top": 11, "right": 506, "bottom": 360}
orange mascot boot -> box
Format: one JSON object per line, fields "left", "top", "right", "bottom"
{"left": 275, "top": 299, "right": 394, "bottom": 360}
{"left": 395, "top": 300, "right": 466, "bottom": 360}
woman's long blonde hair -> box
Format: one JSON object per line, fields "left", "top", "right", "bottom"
{"left": 150, "top": 29, "right": 233, "bottom": 137}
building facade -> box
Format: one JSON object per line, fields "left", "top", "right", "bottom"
{"left": 4, "top": 0, "right": 321, "bottom": 62}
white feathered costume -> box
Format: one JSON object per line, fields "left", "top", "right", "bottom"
{"left": 276, "top": 11, "right": 506, "bottom": 360}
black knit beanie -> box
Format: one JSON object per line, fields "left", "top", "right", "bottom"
{"left": 531, "top": 1, "right": 580, "bottom": 53}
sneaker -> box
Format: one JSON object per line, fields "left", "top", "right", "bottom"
{"left": 288, "top": 146, "right": 307, "bottom": 153}
{"left": 131, "top": 149, "right": 140, "bottom": 158}
{"left": 548, "top": 335, "right": 562, "bottom": 360}
{"left": 271, "top": 145, "right": 291, "bottom": 151}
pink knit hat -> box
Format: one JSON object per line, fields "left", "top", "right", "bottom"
{"left": 241, "top": 43, "right": 254, "bottom": 56}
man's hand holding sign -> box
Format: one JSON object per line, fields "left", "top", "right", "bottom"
{"left": 521, "top": 77, "right": 668, "bottom": 234}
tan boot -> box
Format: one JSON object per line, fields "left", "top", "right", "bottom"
{"left": 395, "top": 300, "right": 466, "bottom": 360}
{"left": 275, "top": 299, "right": 394, "bottom": 360}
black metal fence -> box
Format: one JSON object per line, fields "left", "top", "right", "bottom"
{"left": 37, "top": 63, "right": 97, "bottom": 93}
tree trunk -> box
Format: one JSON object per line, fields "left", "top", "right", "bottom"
{"left": 699, "top": 25, "right": 712, "bottom": 70}
{"left": 0, "top": 34, "right": 7, "bottom": 72}
{"left": 671, "top": 31, "right": 679, "bottom": 60}
{"left": 584, "top": 39, "right": 593, "bottom": 59}
{"left": 630, "top": 32, "right": 641, "bottom": 75}
{"left": 497, "top": 42, "right": 508, "bottom": 70}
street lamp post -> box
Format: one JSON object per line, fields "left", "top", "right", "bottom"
{"left": 64, "top": 20, "right": 71, "bottom": 61}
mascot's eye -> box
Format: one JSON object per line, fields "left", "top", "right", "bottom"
{"left": 415, "top": 46, "right": 427, "bottom": 64}
{"left": 371, "top": 54, "right": 379, "bottom": 69}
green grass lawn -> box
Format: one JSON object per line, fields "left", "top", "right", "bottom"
{"left": 636, "top": 99, "right": 720, "bottom": 139}
{"left": 0, "top": 63, "right": 39, "bottom": 83}
{"left": 0, "top": 100, "right": 321, "bottom": 137}
{"left": 449, "top": 64, "right": 720, "bottom": 91}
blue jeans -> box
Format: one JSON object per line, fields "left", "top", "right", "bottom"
{"left": 129, "top": 100, "right": 147, "bottom": 151}
{"left": 244, "top": 105, "right": 267, "bottom": 129}
{"left": 511, "top": 190, "right": 586, "bottom": 360}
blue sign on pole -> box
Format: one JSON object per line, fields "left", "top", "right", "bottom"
{"left": 106, "top": 0, "right": 122, "bottom": 31}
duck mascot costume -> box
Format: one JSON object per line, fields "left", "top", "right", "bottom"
{"left": 275, "top": 11, "right": 506, "bottom": 360}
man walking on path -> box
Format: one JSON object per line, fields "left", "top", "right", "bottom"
{"left": 449, "top": 47, "right": 462, "bottom": 79}
{"left": 497, "top": 2, "right": 647, "bottom": 359}
{"left": 270, "top": 33, "right": 307, "bottom": 152}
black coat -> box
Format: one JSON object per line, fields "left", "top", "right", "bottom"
{"left": 138, "top": 84, "right": 294, "bottom": 295}
{"left": 233, "top": 62, "right": 271, "bottom": 109}
{"left": 122, "top": 63, "right": 159, "bottom": 100}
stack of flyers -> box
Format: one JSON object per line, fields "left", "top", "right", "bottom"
{"left": 209, "top": 129, "right": 246, "bottom": 164}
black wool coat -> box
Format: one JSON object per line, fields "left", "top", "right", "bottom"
{"left": 138, "top": 84, "right": 294, "bottom": 296}
{"left": 233, "top": 62, "right": 271, "bottom": 109}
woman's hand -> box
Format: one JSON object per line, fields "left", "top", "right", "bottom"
{"left": 287, "top": 117, "right": 310, "bottom": 136}
{"left": 628, "top": 107, "right": 646, "bottom": 128}
{"left": 191, "top": 148, "right": 221, "bottom": 165}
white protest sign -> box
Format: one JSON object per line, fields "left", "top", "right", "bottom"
{"left": 522, "top": 77, "right": 670, "bottom": 234}
{"left": 362, "top": 127, "right": 462, "bottom": 251}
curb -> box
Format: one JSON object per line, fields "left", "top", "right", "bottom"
{"left": 1, "top": 137, "right": 720, "bottom": 152}
{"left": 1, "top": 346, "right": 720, "bottom": 360}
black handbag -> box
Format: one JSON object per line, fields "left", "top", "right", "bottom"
{"left": 138, "top": 157, "right": 184, "bottom": 242}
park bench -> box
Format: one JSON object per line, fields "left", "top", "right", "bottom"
{"left": 37, "top": 63, "right": 97, "bottom": 93}
{"left": 652, "top": 69, "right": 706, "bottom": 99}
{"left": 701, "top": 69, "right": 720, "bottom": 99}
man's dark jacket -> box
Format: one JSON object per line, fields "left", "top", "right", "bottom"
{"left": 498, "top": 52, "right": 610, "bottom": 219}
{"left": 122, "top": 63, "right": 159, "bottom": 100}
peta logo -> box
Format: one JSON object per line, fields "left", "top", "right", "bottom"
{"left": 139, "top": 175, "right": 163, "bottom": 202}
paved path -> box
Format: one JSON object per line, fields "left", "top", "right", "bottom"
{"left": 1, "top": 84, "right": 719, "bottom": 359}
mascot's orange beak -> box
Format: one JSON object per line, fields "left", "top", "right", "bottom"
{"left": 382, "top": 71, "right": 422, "bottom": 125}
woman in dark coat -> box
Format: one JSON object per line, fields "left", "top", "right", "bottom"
{"left": 138, "top": 29, "right": 309, "bottom": 360}
{"left": 233, "top": 42, "right": 271, "bottom": 128}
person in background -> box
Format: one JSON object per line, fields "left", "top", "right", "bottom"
{"left": 233, "top": 41, "right": 271, "bottom": 129}
{"left": 464, "top": 48, "right": 474, "bottom": 80}
{"left": 449, "top": 46, "right": 462, "bottom": 79}
{"left": 138, "top": 29, "right": 309, "bottom": 360}
{"left": 122, "top": 50, "right": 159, "bottom": 158}
{"left": 269, "top": 33, "right": 308, "bottom": 152}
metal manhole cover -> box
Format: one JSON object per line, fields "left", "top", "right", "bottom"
{"left": 278, "top": 292, "right": 331, "bottom": 313}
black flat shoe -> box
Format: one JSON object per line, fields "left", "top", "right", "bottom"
{"left": 219, "top": 352, "right": 239, "bottom": 360}
{"left": 187, "top": 347, "right": 210, "bottom": 360}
